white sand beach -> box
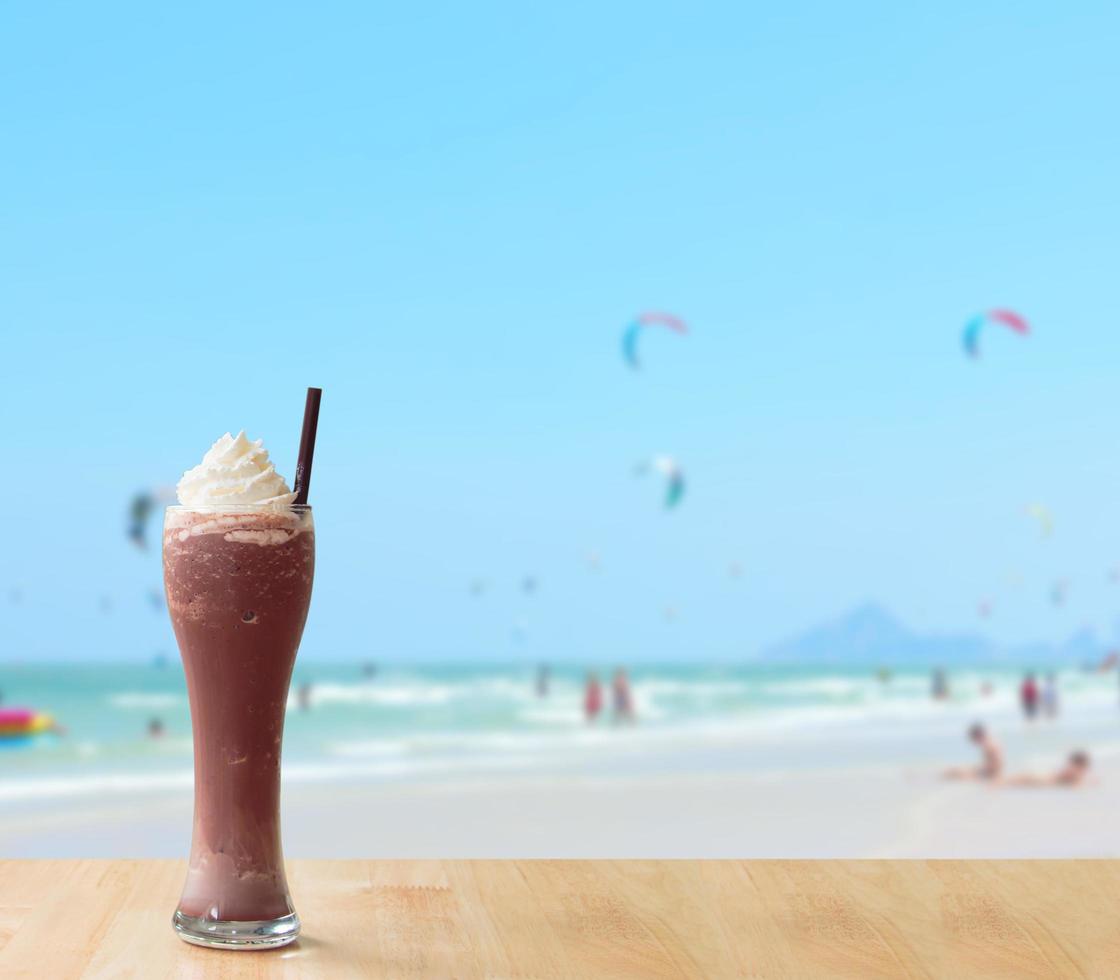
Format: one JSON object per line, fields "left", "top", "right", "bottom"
{"left": 5, "top": 733, "right": 1119, "bottom": 860}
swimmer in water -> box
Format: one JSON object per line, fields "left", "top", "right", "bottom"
{"left": 611, "top": 668, "right": 635, "bottom": 723}
{"left": 931, "top": 668, "right": 949, "bottom": 700}
{"left": 584, "top": 672, "right": 602, "bottom": 723}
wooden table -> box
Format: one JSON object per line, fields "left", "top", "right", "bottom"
{"left": 1, "top": 860, "right": 1117, "bottom": 978}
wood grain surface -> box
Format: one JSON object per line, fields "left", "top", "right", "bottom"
{"left": 0, "top": 859, "right": 1116, "bottom": 978}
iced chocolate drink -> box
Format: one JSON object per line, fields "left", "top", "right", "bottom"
{"left": 164, "top": 431, "right": 315, "bottom": 949}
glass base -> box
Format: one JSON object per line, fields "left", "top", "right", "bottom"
{"left": 172, "top": 909, "right": 300, "bottom": 950}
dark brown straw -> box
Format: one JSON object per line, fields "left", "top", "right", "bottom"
{"left": 293, "top": 387, "right": 322, "bottom": 506}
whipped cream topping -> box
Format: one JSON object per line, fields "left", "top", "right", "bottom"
{"left": 176, "top": 431, "right": 297, "bottom": 510}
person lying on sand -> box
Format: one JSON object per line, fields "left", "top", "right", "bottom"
{"left": 943, "top": 723, "right": 1003, "bottom": 781}
{"left": 1002, "top": 751, "right": 1092, "bottom": 788}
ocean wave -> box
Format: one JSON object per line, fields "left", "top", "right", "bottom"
{"left": 518, "top": 705, "right": 587, "bottom": 726}
{"left": 0, "top": 753, "right": 541, "bottom": 803}
{"left": 633, "top": 680, "right": 752, "bottom": 697}
{"left": 286, "top": 677, "right": 550, "bottom": 710}
{"left": 11, "top": 689, "right": 1120, "bottom": 805}
{"left": 107, "top": 693, "right": 183, "bottom": 709}
{"left": 322, "top": 708, "right": 904, "bottom": 763}
{"left": 325, "top": 738, "right": 409, "bottom": 758}
{"left": 288, "top": 683, "right": 459, "bottom": 708}
{"left": 0, "top": 770, "right": 194, "bottom": 803}
{"left": 757, "top": 678, "right": 868, "bottom": 698}
{"left": 327, "top": 725, "right": 637, "bottom": 760}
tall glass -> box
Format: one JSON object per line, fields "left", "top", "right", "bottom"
{"left": 163, "top": 504, "right": 315, "bottom": 949}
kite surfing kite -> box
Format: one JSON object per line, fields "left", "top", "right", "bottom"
{"left": 127, "top": 487, "right": 174, "bottom": 550}
{"left": 636, "top": 455, "right": 686, "bottom": 509}
{"left": 962, "top": 309, "right": 1030, "bottom": 359}
{"left": 622, "top": 312, "right": 688, "bottom": 369}
{"left": 127, "top": 492, "right": 156, "bottom": 549}
{"left": 1025, "top": 504, "right": 1054, "bottom": 538}
{"left": 1050, "top": 579, "right": 1069, "bottom": 607}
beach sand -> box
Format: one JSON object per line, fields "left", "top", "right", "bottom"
{"left": 5, "top": 753, "right": 1119, "bottom": 860}
{"left": 6, "top": 664, "right": 1120, "bottom": 859}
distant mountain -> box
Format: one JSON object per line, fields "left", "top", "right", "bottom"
{"left": 758, "top": 602, "right": 1107, "bottom": 667}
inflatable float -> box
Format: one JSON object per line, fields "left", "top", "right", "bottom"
{"left": 0, "top": 708, "right": 55, "bottom": 740}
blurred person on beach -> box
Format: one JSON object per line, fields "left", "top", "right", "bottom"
{"left": 147, "top": 717, "right": 165, "bottom": 739}
{"left": 979, "top": 680, "right": 994, "bottom": 698}
{"left": 931, "top": 668, "right": 949, "bottom": 700}
{"left": 297, "top": 681, "right": 313, "bottom": 712}
{"left": 943, "top": 723, "right": 1003, "bottom": 781}
{"left": 1020, "top": 673, "right": 1039, "bottom": 721}
{"left": 1041, "top": 673, "right": 1059, "bottom": 719}
{"left": 612, "top": 668, "right": 635, "bottom": 724}
{"left": 536, "top": 664, "right": 550, "bottom": 698}
{"left": 1003, "top": 751, "right": 1092, "bottom": 788}
{"left": 584, "top": 672, "right": 602, "bottom": 723}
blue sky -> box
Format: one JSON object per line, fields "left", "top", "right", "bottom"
{"left": 2, "top": 2, "right": 1120, "bottom": 662}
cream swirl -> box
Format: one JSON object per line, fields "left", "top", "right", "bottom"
{"left": 176, "top": 431, "right": 297, "bottom": 509}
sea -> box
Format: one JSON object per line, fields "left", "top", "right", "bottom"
{"left": 3, "top": 662, "right": 1120, "bottom": 804}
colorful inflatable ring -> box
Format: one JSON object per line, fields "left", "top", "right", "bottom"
{"left": 0, "top": 708, "right": 54, "bottom": 738}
